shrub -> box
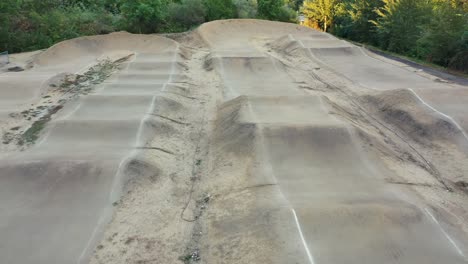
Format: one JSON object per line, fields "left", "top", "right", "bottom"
{"left": 168, "top": 0, "right": 206, "bottom": 28}
{"left": 372, "top": 0, "right": 431, "bottom": 55}
{"left": 0, "top": 2, "right": 118, "bottom": 53}
{"left": 277, "top": 5, "right": 297, "bottom": 22}
{"left": 234, "top": 0, "right": 257, "bottom": 18}
{"left": 448, "top": 51, "right": 468, "bottom": 74}
{"left": 258, "top": 0, "right": 295, "bottom": 22}
{"left": 119, "top": 0, "right": 169, "bottom": 33}
{"left": 415, "top": 2, "right": 467, "bottom": 67}
{"left": 203, "top": 0, "right": 238, "bottom": 21}
{"left": 257, "top": 0, "right": 283, "bottom": 20}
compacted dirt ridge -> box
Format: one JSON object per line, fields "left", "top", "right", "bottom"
{"left": 1, "top": 20, "right": 468, "bottom": 264}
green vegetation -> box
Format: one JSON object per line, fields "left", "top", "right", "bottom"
{"left": 258, "top": 0, "right": 296, "bottom": 21}
{"left": 178, "top": 254, "right": 192, "bottom": 264}
{"left": 169, "top": 0, "right": 206, "bottom": 29}
{"left": 204, "top": 0, "right": 238, "bottom": 21}
{"left": 18, "top": 104, "right": 63, "bottom": 146}
{"left": 0, "top": 0, "right": 297, "bottom": 54}
{"left": 302, "top": 0, "right": 468, "bottom": 73}
{"left": 303, "top": 0, "right": 337, "bottom": 32}
{"left": 2, "top": 0, "right": 466, "bottom": 73}
{"left": 19, "top": 119, "right": 48, "bottom": 145}
{"left": 7, "top": 58, "right": 125, "bottom": 147}
{"left": 0, "top": 0, "right": 118, "bottom": 53}
{"left": 58, "top": 59, "right": 121, "bottom": 94}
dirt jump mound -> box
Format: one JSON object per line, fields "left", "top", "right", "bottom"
{"left": 361, "top": 89, "right": 465, "bottom": 145}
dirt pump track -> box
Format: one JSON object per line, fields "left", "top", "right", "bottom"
{"left": 0, "top": 20, "right": 468, "bottom": 264}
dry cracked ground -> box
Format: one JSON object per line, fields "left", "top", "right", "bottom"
{"left": 1, "top": 19, "right": 468, "bottom": 264}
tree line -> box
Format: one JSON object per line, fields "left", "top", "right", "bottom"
{"left": 0, "top": 0, "right": 297, "bottom": 53}
{"left": 302, "top": 0, "right": 468, "bottom": 73}
{"left": 1, "top": 0, "right": 466, "bottom": 73}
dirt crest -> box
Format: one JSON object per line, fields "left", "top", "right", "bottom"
{"left": 361, "top": 89, "right": 466, "bottom": 145}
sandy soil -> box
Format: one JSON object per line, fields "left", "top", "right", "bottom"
{"left": 1, "top": 20, "right": 468, "bottom": 264}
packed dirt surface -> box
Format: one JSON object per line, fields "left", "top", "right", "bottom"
{"left": 1, "top": 20, "right": 468, "bottom": 264}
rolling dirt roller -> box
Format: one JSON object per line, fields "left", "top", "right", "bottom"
{"left": 1, "top": 20, "right": 468, "bottom": 264}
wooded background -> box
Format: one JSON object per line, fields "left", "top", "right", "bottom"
{"left": 1, "top": 0, "right": 466, "bottom": 72}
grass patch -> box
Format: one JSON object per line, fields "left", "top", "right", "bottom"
{"left": 178, "top": 254, "right": 192, "bottom": 264}
{"left": 58, "top": 59, "right": 123, "bottom": 95}
{"left": 19, "top": 120, "right": 48, "bottom": 145}
{"left": 18, "top": 105, "right": 63, "bottom": 146}
{"left": 11, "top": 57, "right": 129, "bottom": 147}
{"left": 179, "top": 249, "right": 200, "bottom": 263}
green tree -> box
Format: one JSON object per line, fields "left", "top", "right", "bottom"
{"left": 302, "top": 0, "right": 338, "bottom": 32}
{"left": 1, "top": 0, "right": 118, "bottom": 52}
{"left": 333, "top": 0, "right": 383, "bottom": 43}
{"left": 347, "top": 0, "right": 382, "bottom": 43}
{"left": 0, "top": 0, "right": 21, "bottom": 51}
{"left": 331, "top": 1, "right": 353, "bottom": 37}
{"left": 203, "top": 0, "right": 237, "bottom": 21}
{"left": 416, "top": 0, "right": 468, "bottom": 66}
{"left": 287, "top": 0, "right": 304, "bottom": 11}
{"left": 234, "top": 0, "right": 258, "bottom": 18}
{"left": 371, "top": 0, "right": 431, "bottom": 54}
{"left": 257, "top": 0, "right": 283, "bottom": 20}
{"left": 168, "top": 0, "right": 206, "bottom": 28}
{"left": 257, "top": 0, "right": 296, "bottom": 22}
{"left": 119, "top": 0, "right": 169, "bottom": 33}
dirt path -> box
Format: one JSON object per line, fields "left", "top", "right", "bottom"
{"left": 89, "top": 35, "right": 223, "bottom": 264}
{"left": 362, "top": 47, "right": 468, "bottom": 86}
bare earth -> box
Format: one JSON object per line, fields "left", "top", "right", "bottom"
{"left": 1, "top": 19, "right": 468, "bottom": 264}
